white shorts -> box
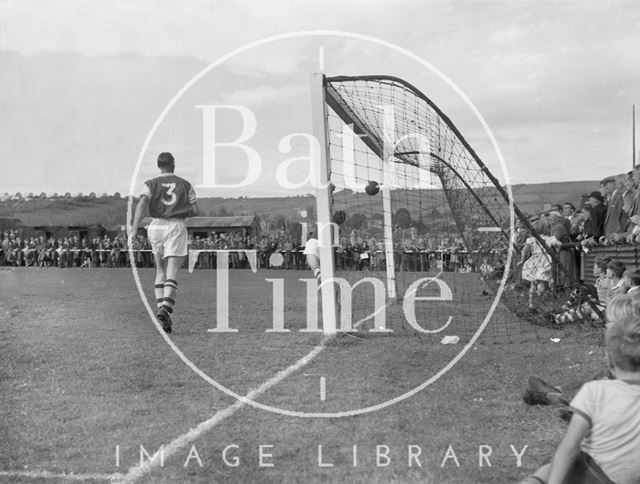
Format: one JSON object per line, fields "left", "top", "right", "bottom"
{"left": 146, "top": 219, "right": 188, "bottom": 258}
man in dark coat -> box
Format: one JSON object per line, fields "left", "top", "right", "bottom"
{"left": 582, "top": 191, "right": 607, "bottom": 244}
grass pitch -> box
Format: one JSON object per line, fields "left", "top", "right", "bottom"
{"left": 0, "top": 267, "right": 606, "bottom": 483}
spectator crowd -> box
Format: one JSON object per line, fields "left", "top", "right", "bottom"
{"left": 0, "top": 227, "right": 474, "bottom": 273}
{"left": 560, "top": 171, "right": 640, "bottom": 246}
{"left": 0, "top": 171, "right": 635, "bottom": 275}
{"left": 0, "top": 231, "right": 152, "bottom": 268}
{"left": 502, "top": 171, "right": 640, "bottom": 324}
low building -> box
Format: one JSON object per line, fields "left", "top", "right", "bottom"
{"left": 0, "top": 217, "right": 23, "bottom": 234}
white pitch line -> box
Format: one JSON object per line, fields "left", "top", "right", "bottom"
{"left": 0, "top": 470, "right": 123, "bottom": 482}
{"left": 118, "top": 302, "right": 390, "bottom": 484}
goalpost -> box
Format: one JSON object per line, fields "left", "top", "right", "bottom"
{"left": 310, "top": 73, "right": 337, "bottom": 335}
{"left": 310, "top": 73, "right": 603, "bottom": 342}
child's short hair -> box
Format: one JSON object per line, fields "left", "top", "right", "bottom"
{"left": 607, "top": 260, "right": 626, "bottom": 279}
{"left": 606, "top": 294, "right": 640, "bottom": 325}
{"left": 594, "top": 256, "right": 611, "bottom": 273}
{"left": 606, "top": 312, "right": 640, "bottom": 372}
{"left": 624, "top": 268, "right": 640, "bottom": 287}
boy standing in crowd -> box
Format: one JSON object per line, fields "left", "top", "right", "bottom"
{"left": 129, "top": 152, "right": 200, "bottom": 333}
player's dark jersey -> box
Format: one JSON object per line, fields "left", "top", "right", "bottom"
{"left": 144, "top": 174, "right": 196, "bottom": 219}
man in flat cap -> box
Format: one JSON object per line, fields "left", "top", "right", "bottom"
{"left": 600, "top": 176, "right": 615, "bottom": 205}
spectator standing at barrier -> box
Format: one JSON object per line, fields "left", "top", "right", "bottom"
{"left": 582, "top": 191, "right": 607, "bottom": 245}
{"left": 230, "top": 234, "right": 240, "bottom": 269}
{"left": 25, "top": 237, "right": 36, "bottom": 266}
{"left": 622, "top": 171, "right": 635, "bottom": 216}
{"left": 562, "top": 202, "right": 580, "bottom": 240}
{"left": 100, "top": 235, "right": 110, "bottom": 267}
{"left": 258, "top": 235, "right": 268, "bottom": 268}
{"left": 69, "top": 236, "right": 78, "bottom": 267}
{"left": 60, "top": 237, "right": 71, "bottom": 268}
{"left": 360, "top": 240, "right": 371, "bottom": 271}
{"left": 79, "top": 238, "right": 90, "bottom": 268}
{"left": 267, "top": 236, "right": 278, "bottom": 267}
{"left": 1, "top": 234, "right": 9, "bottom": 265}
{"left": 627, "top": 166, "right": 640, "bottom": 234}
{"left": 602, "top": 173, "right": 629, "bottom": 244}
{"left": 601, "top": 175, "right": 616, "bottom": 205}
{"left": 90, "top": 237, "right": 100, "bottom": 267}
{"left": 47, "top": 238, "right": 57, "bottom": 267}
{"left": 573, "top": 202, "right": 591, "bottom": 241}
{"left": 283, "top": 236, "right": 293, "bottom": 270}
{"left": 38, "top": 236, "right": 50, "bottom": 267}
{"left": 545, "top": 212, "right": 579, "bottom": 288}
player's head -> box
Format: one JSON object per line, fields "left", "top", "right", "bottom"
{"left": 606, "top": 301, "right": 640, "bottom": 373}
{"left": 157, "top": 152, "right": 175, "bottom": 172}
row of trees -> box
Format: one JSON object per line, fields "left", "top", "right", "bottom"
{"left": 345, "top": 208, "right": 453, "bottom": 232}
{"left": 0, "top": 192, "right": 126, "bottom": 201}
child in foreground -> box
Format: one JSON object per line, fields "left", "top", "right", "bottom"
{"left": 521, "top": 302, "right": 640, "bottom": 484}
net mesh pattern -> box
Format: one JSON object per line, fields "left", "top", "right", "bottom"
{"left": 321, "top": 75, "right": 603, "bottom": 342}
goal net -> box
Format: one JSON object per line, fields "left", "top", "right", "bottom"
{"left": 310, "top": 73, "right": 603, "bottom": 343}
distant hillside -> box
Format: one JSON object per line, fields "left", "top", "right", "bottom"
{"left": 510, "top": 180, "right": 601, "bottom": 214}
{"left": 0, "top": 180, "right": 601, "bottom": 229}
{"left": 0, "top": 196, "right": 129, "bottom": 228}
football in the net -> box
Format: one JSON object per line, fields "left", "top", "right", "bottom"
{"left": 365, "top": 180, "right": 380, "bottom": 196}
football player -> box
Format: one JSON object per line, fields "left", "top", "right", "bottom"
{"left": 130, "top": 152, "right": 200, "bottom": 333}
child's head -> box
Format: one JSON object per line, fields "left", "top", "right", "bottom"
{"left": 606, "top": 260, "right": 626, "bottom": 280}
{"left": 623, "top": 268, "right": 640, "bottom": 288}
{"left": 593, "top": 256, "right": 612, "bottom": 277}
{"left": 606, "top": 312, "right": 640, "bottom": 373}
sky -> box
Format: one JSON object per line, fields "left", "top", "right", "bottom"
{"left": 0, "top": 0, "right": 639, "bottom": 197}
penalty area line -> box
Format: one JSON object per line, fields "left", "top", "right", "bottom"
{"left": 118, "top": 303, "right": 390, "bottom": 484}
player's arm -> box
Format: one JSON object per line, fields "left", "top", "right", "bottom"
{"left": 188, "top": 200, "right": 201, "bottom": 217}
{"left": 546, "top": 412, "right": 590, "bottom": 484}
{"left": 129, "top": 195, "right": 149, "bottom": 244}
{"left": 187, "top": 184, "right": 200, "bottom": 217}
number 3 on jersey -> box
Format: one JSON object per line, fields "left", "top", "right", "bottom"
{"left": 161, "top": 183, "right": 177, "bottom": 206}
